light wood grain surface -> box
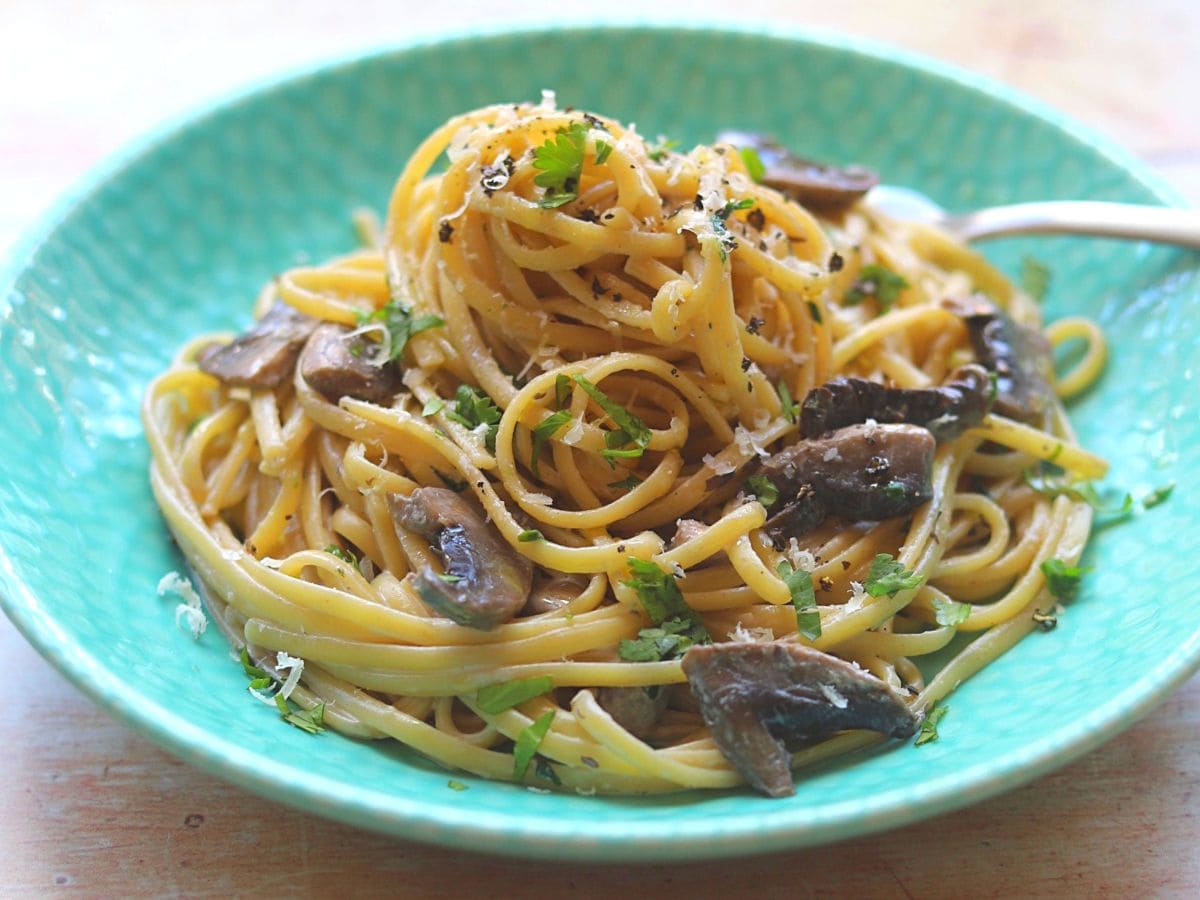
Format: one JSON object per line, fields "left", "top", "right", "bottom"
{"left": 3, "top": 1, "right": 1198, "bottom": 896}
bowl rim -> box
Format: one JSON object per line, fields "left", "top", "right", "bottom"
{"left": 1, "top": 20, "right": 1197, "bottom": 862}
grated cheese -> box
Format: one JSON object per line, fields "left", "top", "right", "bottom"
{"left": 276, "top": 651, "right": 305, "bottom": 700}
{"left": 702, "top": 453, "right": 736, "bottom": 476}
{"left": 157, "top": 571, "right": 207, "bottom": 640}
{"left": 820, "top": 684, "right": 849, "bottom": 709}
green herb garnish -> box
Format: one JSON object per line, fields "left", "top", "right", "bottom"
{"left": 709, "top": 198, "right": 755, "bottom": 262}
{"left": 1024, "top": 470, "right": 1134, "bottom": 522}
{"left": 476, "top": 676, "right": 555, "bottom": 714}
{"left": 572, "top": 374, "right": 651, "bottom": 461}
{"left": 932, "top": 597, "right": 971, "bottom": 627}
{"left": 915, "top": 704, "right": 947, "bottom": 746}
{"left": 608, "top": 474, "right": 643, "bottom": 490}
{"left": 594, "top": 140, "right": 613, "bottom": 166}
{"left": 444, "top": 384, "right": 502, "bottom": 452}
{"left": 421, "top": 397, "right": 445, "bottom": 417}
{"left": 324, "top": 544, "right": 357, "bottom": 566}
{"left": 438, "top": 572, "right": 463, "bottom": 584}
{"left": 447, "top": 779, "right": 468, "bottom": 791}
{"left": 622, "top": 558, "right": 693, "bottom": 624}
{"left": 1142, "top": 482, "right": 1175, "bottom": 509}
{"left": 777, "top": 561, "right": 820, "bottom": 640}
{"left": 518, "top": 529, "right": 544, "bottom": 542}
{"left": 554, "top": 373, "right": 572, "bottom": 408}
{"left": 530, "top": 410, "right": 572, "bottom": 475}
{"left": 618, "top": 615, "right": 707, "bottom": 662}
{"left": 745, "top": 474, "right": 779, "bottom": 508}
{"left": 645, "top": 135, "right": 679, "bottom": 162}
{"left": 777, "top": 379, "right": 801, "bottom": 424}
{"left": 843, "top": 264, "right": 909, "bottom": 312}
{"left": 357, "top": 300, "right": 444, "bottom": 364}
{"left": 1040, "top": 558, "right": 1089, "bottom": 601}
{"left": 240, "top": 648, "right": 269, "bottom": 680}
{"left": 513, "top": 711, "right": 556, "bottom": 779}
{"left": 533, "top": 122, "right": 588, "bottom": 208}
{"left": 738, "top": 145, "right": 766, "bottom": 182}
{"left": 864, "top": 553, "right": 924, "bottom": 597}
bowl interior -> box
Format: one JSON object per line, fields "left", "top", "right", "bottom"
{"left": 2, "top": 25, "right": 1198, "bottom": 861}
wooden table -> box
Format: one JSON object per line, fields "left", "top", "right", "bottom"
{"left": 3, "top": 1, "right": 1198, "bottom": 895}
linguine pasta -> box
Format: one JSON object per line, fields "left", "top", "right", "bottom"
{"left": 143, "top": 99, "right": 1106, "bottom": 795}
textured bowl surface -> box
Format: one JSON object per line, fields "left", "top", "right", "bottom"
{"left": 2, "top": 25, "right": 1198, "bottom": 861}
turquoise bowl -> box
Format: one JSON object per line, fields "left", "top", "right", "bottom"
{"left": 2, "top": 25, "right": 1197, "bottom": 861}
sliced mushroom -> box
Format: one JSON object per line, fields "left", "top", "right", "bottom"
{"left": 198, "top": 300, "right": 319, "bottom": 389}
{"left": 800, "top": 364, "right": 993, "bottom": 443}
{"left": 522, "top": 573, "right": 585, "bottom": 616}
{"left": 758, "top": 423, "right": 935, "bottom": 543}
{"left": 682, "top": 641, "right": 921, "bottom": 797}
{"left": 596, "top": 686, "right": 670, "bottom": 740}
{"left": 948, "top": 297, "right": 1055, "bottom": 425}
{"left": 299, "top": 322, "right": 401, "bottom": 405}
{"left": 716, "top": 130, "right": 879, "bottom": 212}
{"left": 388, "top": 487, "right": 532, "bottom": 630}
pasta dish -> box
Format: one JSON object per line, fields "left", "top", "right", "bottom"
{"left": 144, "top": 98, "right": 1107, "bottom": 796}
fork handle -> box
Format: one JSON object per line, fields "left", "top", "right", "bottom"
{"left": 945, "top": 201, "right": 1200, "bottom": 248}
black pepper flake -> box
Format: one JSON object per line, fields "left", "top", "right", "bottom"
{"left": 591, "top": 276, "right": 608, "bottom": 297}
{"left": 829, "top": 252, "right": 845, "bottom": 272}
{"left": 582, "top": 112, "right": 607, "bottom": 131}
{"left": 746, "top": 316, "right": 765, "bottom": 335}
{"left": 740, "top": 357, "right": 752, "bottom": 372}
{"left": 578, "top": 208, "right": 600, "bottom": 223}
{"left": 747, "top": 208, "right": 766, "bottom": 231}
{"left": 611, "top": 292, "right": 623, "bottom": 303}
{"left": 746, "top": 379, "right": 753, "bottom": 392}
{"left": 841, "top": 560, "right": 851, "bottom": 570}
{"left": 475, "top": 481, "right": 485, "bottom": 488}
{"left": 807, "top": 301, "right": 823, "bottom": 325}
{"left": 693, "top": 194, "right": 704, "bottom": 211}
{"left": 438, "top": 221, "right": 454, "bottom": 243}
{"left": 669, "top": 367, "right": 678, "bottom": 377}
{"left": 617, "top": 544, "right": 626, "bottom": 553}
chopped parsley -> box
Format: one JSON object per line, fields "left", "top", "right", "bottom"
{"left": 554, "top": 373, "right": 572, "bottom": 408}
{"left": 421, "top": 397, "right": 445, "bottom": 417}
{"left": 777, "top": 379, "right": 801, "bottom": 424}
{"left": 513, "top": 710, "right": 555, "bottom": 779}
{"left": 572, "top": 374, "right": 651, "bottom": 461}
{"left": 618, "top": 615, "right": 707, "bottom": 661}
{"left": 1020, "top": 256, "right": 1052, "bottom": 302}
{"left": 864, "top": 553, "right": 924, "bottom": 597}
{"left": 594, "top": 140, "right": 614, "bottom": 166}
{"left": 476, "top": 676, "right": 555, "bottom": 714}
{"left": 623, "top": 558, "right": 690, "bottom": 622}
{"left": 709, "top": 198, "right": 755, "bottom": 262}
{"left": 447, "top": 779, "right": 469, "bottom": 792}
{"left": 533, "top": 121, "right": 588, "bottom": 208}
{"left": 932, "top": 596, "right": 971, "bottom": 627}
{"left": 444, "top": 384, "right": 502, "bottom": 452}
{"left": 1142, "top": 482, "right": 1175, "bottom": 509}
{"left": 277, "top": 696, "right": 326, "bottom": 735}
{"left": 777, "top": 561, "right": 820, "bottom": 641}
{"left": 645, "top": 135, "right": 679, "bottom": 162}
{"left": 438, "top": 572, "right": 463, "bottom": 584}
{"left": 357, "top": 300, "right": 444, "bottom": 364}
{"left": 1040, "top": 558, "right": 1089, "bottom": 601}
{"left": 530, "top": 410, "right": 572, "bottom": 475}
{"left": 745, "top": 474, "right": 779, "bottom": 508}
{"left": 915, "top": 704, "right": 947, "bottom": 746}
{"left": 1024, "top": 470, "right": 1133, "bottom": 522}
{"left": 518, "top": 529, "right": 544, "bottom": 542}
{"left": 881, "top": 480, "right": 909, "bottom": 502}
{"left": 240, "top": 647, "right": 269, "bottom": 681}
{"left": 843, "top": 264, "right": 909, "bottom": 312}
{"left": 738, "top": 145, "right": 766, "bottom": 182}
{"left": 324, "top": 544, "right": 357, "bottom": 566}
{"left": 608, "top": 474, "right": 643, "bottom": 490}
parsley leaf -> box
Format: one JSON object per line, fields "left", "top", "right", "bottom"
{"left": 777, "top": 561, "right": 821, "bottom": 640}
{"left": 324, "top": 544, "right": 357, "bottom": 566}
{"left": 513, "top": 710, "right": 555, "bottom": 779}
{"left": 1023, "top": 470, "right": 1134, "bottom": 522}
{"left": 476, "top": 676, "right": 555, "bottom": 714}
{"left": 281, "top": 702, "right": 326, "bottom": 735}
{"left": 447, "top": 779, "right": 468, "bottom": 792}
{"left": 530, "top": 410, "right": 572, "bottom": 476}
{"left": 738, "top": 145, "right": 766, "bottom": 182}
{"left": 932, "top": 596, "right": 971, "bottom": 627}
{"left": 554, "top": 373, "right": 572, "bottom": 408}
{"left": 1040, "top": 558, "right": 1089, "bottom": 601}
{"left": 608, "top": 474, "right": 643, "bottom": 490}
{"left": 518, "top": 529, "right": 543, "bottom": 542}
{"left": 594, "top": 140, "right": 613, "bottom": 166}
{"left": 618, "top": 616, "right": 707, "bottom": 661}
{"left": 843, "top": 264, "right": 909, "bottom": 312}
{"left": 915, "top": 704, "right": 947, "bottom": 746}
{"left": 745, "top": 474, "right": 779, "bottom": 508}
{"left": 240, "top": 648, "right": 269, "bottom": 680}
{"left": 777, "top": 379, "right": 801, "bottom": 424}
{"left": 622, "top": 558, "right": 696, "bottom": 625}
{"left": 533, "top": 122, "right": 588, "bottom": 208}
{"left": 645, "top": 135, "right": 679, "bottom": 162}
{"left": 708, "top": 198, "right": 755, "bottom": 262}
{"left": 357, "top": 300, "right": 444, "bottom": 363}
{"left": 1020, "top": 256, "right": 1052, "bottom": 302}
{"left": 421, "top": 397, "right": 445, "bottom": 417}
{"left": 444, "top": 384, "right": 502, "bottom": 452}
{"left": 864, "top": 553, "right": 924, "bottom": 597}
{"left": 572, "top": 374, "right": 651, "bottom": 461}
{"left": 1142, "top": 482, "right": 1175, "bottom": 509}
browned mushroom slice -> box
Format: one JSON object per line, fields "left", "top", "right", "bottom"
{"left": 388, "top": 487, "right": 532, "bottom": 630}
{"left": 758, "top": 423, "right": 935, "bottom": 543}
{"left": 198, "top": 300, "right": 319, "bottom": 389}
{"left": 596, "top": 686, "right": 670, "bottom": 740}
{"left": 299, "top": 322, "right": 401, "bottom": 405}
{"left": 800, "top": 364, "right": 993, "bottom": 443}
{"left": 715, "top": 130, "right": 879, "bottom": 212}
{"left": 948, "top": 297, "right": 1055, "bottom": 426}
{"left": 682, "top": 642, "right": 921, "bottom": 797}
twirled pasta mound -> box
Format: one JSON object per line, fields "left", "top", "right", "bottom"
{"left": 144, "top": 100, "right": 1107, "bottom": 796}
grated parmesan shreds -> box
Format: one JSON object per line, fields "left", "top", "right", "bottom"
{"left": 731, "top": 622, "right": 775, "bottom": 644}
{"left": 562, "top": 416, "right": 585, "bottom": 446}
{"left": 785, "top": 539, "right": 817, "bottom": 572}
{"left": 822, "top": 446, "right": 842, "bottom": 463}
{"left": 157, "top": 571, "right": 207, "bottom": 639}
{"left": 820, "top": 684, "right": 849, "bottom": 709}
{"left": 702, "top": 452, "right": 736, "bottom": 476}
{"left": 733, "top": 425, "right": 770, "bottom": 459}
{"left": 276, "top": 651, "right": 305, "bottom": 700}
